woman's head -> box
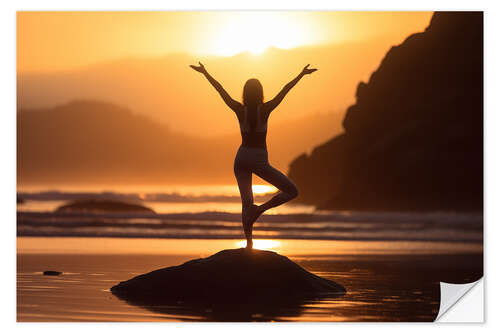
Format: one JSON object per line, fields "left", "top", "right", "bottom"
{"left": 242, "top": 78, "right": 264, "bottom": 106}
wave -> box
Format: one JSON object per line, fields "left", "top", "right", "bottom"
{"left": 17, "top": 210, "right": 483, "bottom": 224}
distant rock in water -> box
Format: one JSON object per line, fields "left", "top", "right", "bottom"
{"left": 288, "top": 12, "right": 483, "bottom": 211}
{"left": 111, "top": 249, "right": 345, "bottom": 308}
{"left": 56, "top": 199, "right": 155, "bottom": 213}
{"left": 43, "top": 271, "right": 62, "bottom": 276}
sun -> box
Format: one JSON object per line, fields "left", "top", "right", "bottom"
{"left": 211, "top": 12, "right": 311, "bottom": 56}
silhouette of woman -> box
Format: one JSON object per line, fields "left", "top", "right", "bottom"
{"left": 190, "top": 62, "right": 317, "bottom": 249}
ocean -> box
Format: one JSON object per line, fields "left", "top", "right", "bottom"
{"left": 17, "top": 185, "right": 482, "bottom": 244}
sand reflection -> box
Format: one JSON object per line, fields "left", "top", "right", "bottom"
{"left": 235, "top": 239, "right": 281, "bottom": 251}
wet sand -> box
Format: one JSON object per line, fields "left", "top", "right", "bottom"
{"left": 17, "top": 237, "right": 482, "bottom": 322}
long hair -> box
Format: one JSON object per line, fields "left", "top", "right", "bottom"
{"left": 242, "top": 78, "right": 264, "bottom": 106}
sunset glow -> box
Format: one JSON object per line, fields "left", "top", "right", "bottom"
{"left": 16, "top": 11, "right": 434, "bottom": 183}
{"left": 17, "top": 11, "right": 433, "bottom": 72}
{"left": 210, "top": 12, "right": 316, "bottom": 56}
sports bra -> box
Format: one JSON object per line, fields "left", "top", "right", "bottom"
{"left": 238, "top": 104, "right": 268, "bottom": 149}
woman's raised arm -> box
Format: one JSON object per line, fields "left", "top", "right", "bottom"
{"left": 190, "top": 62, "right": 242, "bottom": 113}
{"left": 264, "top": 64, "right": 317, "bottom": 113}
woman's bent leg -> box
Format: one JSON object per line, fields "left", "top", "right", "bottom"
{"left": 254, "top": 163, "right": 299, "bottom": 213}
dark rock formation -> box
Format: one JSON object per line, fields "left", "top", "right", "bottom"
{"left": 56, "top": 199, "right": 155, "bottom": 213}
{"left": 43, "top": 271, "right": 62, "bottom": 276}
{"left": 111, "top": 249, "right": 345, "bottom": 319}
{"left": 288, "top": 12, "right": 483, "bottom": 211}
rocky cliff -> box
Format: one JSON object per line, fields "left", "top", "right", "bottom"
{"left": 288, "top": 12, "right": 483, "bottom": 211}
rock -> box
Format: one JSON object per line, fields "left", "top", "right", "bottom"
{"left": 288, "top": 12, "right": 483, "bottom": 211}
{"left": 56, "top": 199, "right": 155, "bottom": 213}
{"left": 43, "top": 271, "right": 62, "bottom": 276}
{"left": 111, "top": 249, "right": 345, "bottom": 309}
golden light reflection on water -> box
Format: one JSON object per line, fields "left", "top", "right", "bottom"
{"left": 17, "top": 237, "right": 483, "bottom": 256}
{"left": 235, "top": 239, "right": 281, "bottom": 251}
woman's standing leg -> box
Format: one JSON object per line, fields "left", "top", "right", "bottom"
{"left": 234, "top": 155, "right": 255, "bottom": 248}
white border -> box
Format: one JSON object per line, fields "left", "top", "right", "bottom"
{"left": 4, "top": 0, "right": 498, "bottom": 331}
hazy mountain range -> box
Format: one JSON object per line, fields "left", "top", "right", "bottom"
{"left": 17, "top": 100, "right": 342, "bottom": 185}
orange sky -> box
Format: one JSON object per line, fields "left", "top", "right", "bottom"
{"left": 17, "top": 11, "right": 433, "bottom": 72}
{"left": 17, "top": 11, "right": 434, "bottom": 136}
{"left": 17, "top": 11, "right": 436, "bottom": 186}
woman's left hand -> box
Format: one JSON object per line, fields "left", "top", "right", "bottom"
{"left": 301, "top": 64, "right": 318, "bottom": 75}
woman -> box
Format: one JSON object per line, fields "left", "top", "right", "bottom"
{"left": 190, "top": 62, "right": 317, "bottom": 249}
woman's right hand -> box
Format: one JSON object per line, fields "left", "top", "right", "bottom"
{"left": 190, "top": 61, "right": 207, "bottom": 74}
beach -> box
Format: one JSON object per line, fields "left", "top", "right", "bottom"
{"left": 17, "top": 237, "right": 482, "bottom": 322}
{"left": 16, "top": 187, "right": 484, "bottom": 321}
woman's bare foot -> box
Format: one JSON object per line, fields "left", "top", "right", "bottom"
{"left": 242, "top": 205, "right": 254, "bottom": 249}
